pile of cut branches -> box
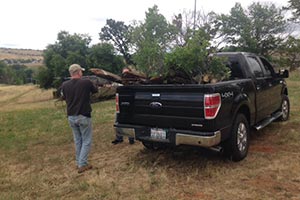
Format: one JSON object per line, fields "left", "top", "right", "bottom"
{"left": 90, "top": 63, "right": 230, "bottom": 85}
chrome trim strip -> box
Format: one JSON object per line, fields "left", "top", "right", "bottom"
{"left": 175, "top": 131, "right": 221, "bottom": 147}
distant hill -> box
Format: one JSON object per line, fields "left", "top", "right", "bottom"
{"left": 0, "top": 47, "right": 44, "bottom": 68}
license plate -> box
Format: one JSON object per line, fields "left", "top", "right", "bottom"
{"left": 150, "top": 128, "right": 166, "bottom": 140}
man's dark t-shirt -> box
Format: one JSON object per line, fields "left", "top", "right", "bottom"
{"left": 62, "top": 79, "right": 98, "bottom": 117}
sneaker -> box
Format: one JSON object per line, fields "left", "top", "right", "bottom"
{"left": 78, "top": 164, "right": 93, "bottom": 173}
{"left": 112, "top": 139, "right": 123, "bottom": 144}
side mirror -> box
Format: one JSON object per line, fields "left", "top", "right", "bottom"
{"left": 278, "top": 69, "right": 289, "bottom": 78}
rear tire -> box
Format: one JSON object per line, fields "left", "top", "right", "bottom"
{"left": 142, "top": 141, "right": 160, "bottom": 150}
{"left": 225, "top": 113, "right": 250, "bottom": 162}
{"left": 142, "top": 141, "right": 154, "bottom": 149}
{"left": 279, "top": 95, "right": 290, "bottom": 121}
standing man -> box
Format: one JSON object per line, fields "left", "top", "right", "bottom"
{"left": 62, "top": 64, "right": 98, "bottom": 173}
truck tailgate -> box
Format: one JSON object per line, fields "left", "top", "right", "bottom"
{"left": 116, "top": 85, "right": 214, "bottom": 130}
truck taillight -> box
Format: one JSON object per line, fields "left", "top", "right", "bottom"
{"left": 116, "top": 93, "right": 119, "bottom": 113}
{"left": 204, "top": 93, "right": 221, "bottom": 119}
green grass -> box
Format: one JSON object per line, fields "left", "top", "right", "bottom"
{"left": 288, "top": 69, "right": 300, "bottom": 82}
{"left": 287, "top": 72, "right": 300, "bottom": 125}
{"left": 0, "top": 107, "right": 68, "bottom": 152}
{"left": 0, "top": 99, "right": 116, "bottom": 152}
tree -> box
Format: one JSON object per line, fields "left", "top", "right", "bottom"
{"left": 36, "top": 67, "right": 53, "bottom": 89}
{"left": 278, "top": 36, "right": 300, "bottom": 71}
{"left": 87, "top": 43, "right": 125, "bottom": 74}
{"left": 42, "top": 31, "right": 91, "bottom": 88}
{"left": 218, "top": 2, "right": 286, "bottom": 56}
{"left": 130, "top": 5, "right": 176, "bottom": 77}
{"left": 287, "top": 0, "right": 300, "bottom": 21}
{"left": 172, "top": 10, "right": 221, "bottom": 48}
{"left": 165, "top": 30, "right": 229, "bottom": 81}
{"left": 1, "top": 65, "right": 17, "bottom": 84}
{"left": 100, "top": 19, "right": 133, "bottom": 65}
{"left": 0, "top": 61, "right": 12, "bottom": 84}
{"left": 0, "top": 61, "right": 34, "bottom": 85}
{"left": 164, "top": 29, "right": 210, "bottom": 75}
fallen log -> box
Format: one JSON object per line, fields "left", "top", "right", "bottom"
{"left": 121, "top": 67, "right": 148, "bottom": 85}
{"left": 89, "top": 68, "right": 122, "bottom": 83}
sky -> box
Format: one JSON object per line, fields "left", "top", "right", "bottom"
{"left": 0, "top": 0, "right": 289, "bottom": 50}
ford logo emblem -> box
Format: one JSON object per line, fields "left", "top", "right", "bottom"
{"left": 149, "top": 102, "right": 162, "bottom": 109}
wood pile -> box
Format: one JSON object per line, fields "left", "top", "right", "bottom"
{"left": 68, "top": 66, "right": 228, "bottom": 102}
{"left": 89, "top": 67, "right": 200, "bottom": 86}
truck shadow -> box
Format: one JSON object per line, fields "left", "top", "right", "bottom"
{"left": 132, "top": 145, "right": 233, "bottom": 172}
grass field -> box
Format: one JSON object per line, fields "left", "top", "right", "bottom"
{"left": 0, "top": 73, "right": 300, "bottom": 200}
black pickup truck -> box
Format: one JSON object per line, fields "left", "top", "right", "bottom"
{"left": 114, "top": 52, "right": 290, "bottom": 161}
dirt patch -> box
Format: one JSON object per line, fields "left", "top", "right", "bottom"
{"left": 250, "top": 144, "right": 276, "bottom": 153}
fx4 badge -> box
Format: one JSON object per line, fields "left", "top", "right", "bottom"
{"left": 221, "top": 91, "right": 234, "bottom": 98}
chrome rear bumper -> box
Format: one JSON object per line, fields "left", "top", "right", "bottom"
{"left": 114, "top": 125, "right": 221, "bottom": 148}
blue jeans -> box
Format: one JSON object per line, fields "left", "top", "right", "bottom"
{"left": 68, "top": 115, "right": 93, "bottom": 168}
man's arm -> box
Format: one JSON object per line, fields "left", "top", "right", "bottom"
{"left": 90, "top": 81, "right": 98, "bottom": 94}
{"left": 60, "top": 86, "right": 66, "bottom": 100}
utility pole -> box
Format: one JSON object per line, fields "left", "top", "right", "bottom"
{"left": 193, "top": 0, "right": 197, "bottom": 33}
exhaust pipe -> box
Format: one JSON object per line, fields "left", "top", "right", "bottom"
{"left": 209, "top": 146, "right": 223, "bottom": 153}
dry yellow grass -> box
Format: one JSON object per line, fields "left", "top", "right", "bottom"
{"left": 0, "top": 48, "right": 43, "bottom": 60}
{"left": 0, "top": 84, "right": 55, "bottom": 111}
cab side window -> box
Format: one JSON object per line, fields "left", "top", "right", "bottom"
{"left": 227, "top": 60, "right": 244, "bottom": 80}
{"left": 247, "top": 56, "right": 264, "bottom": 78}
{"left": 260, "top": 57, "right": 274, "bottom": 77}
